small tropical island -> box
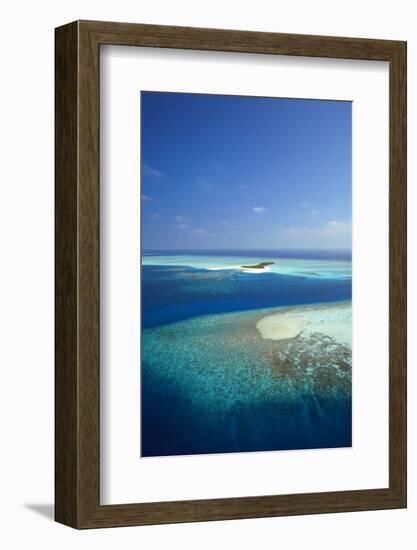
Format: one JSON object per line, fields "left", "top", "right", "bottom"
{"left": 240, "top": 261, "right": 274, "bottom": 270}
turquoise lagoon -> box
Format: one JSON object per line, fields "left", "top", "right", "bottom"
{"left": 141, "top": 250, "right": 352, "bottom": 457}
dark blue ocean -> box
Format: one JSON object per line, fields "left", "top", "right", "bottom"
{"left": 141, "top": 250, "right": 352, "bottom": 457}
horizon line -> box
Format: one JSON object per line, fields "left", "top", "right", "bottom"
{"left": 142, "top": 247, "right": 352, "bottom": 252}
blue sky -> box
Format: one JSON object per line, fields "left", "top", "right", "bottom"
{"left": 141, "top": 92, "right": 351, "bottom": 250}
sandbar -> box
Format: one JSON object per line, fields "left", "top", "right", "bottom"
{"left": 256, "top": 302, "right": 351, "bottom": 346}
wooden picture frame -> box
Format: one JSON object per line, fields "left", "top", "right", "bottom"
{"left": 55, "top": 20, "right": 407, "bottom": 529}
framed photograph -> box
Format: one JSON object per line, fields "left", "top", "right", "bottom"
{"left": 55, "top": 20, "right": 406, "bottom": 528}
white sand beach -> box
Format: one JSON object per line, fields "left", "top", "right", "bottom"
{"left": 207, "top": 264, "right": 273, "bottom": 273}
{"left": 256, "top": 302, "right": 351, "bottom": 346}
{"left": 142, "top": 253, "right": 352, "bottom": 280}
{"left": 207, "top": 265, "right": 241, "bottom": 271}
{"left": 240, "top": 266, "right": 272, "bottom": 274}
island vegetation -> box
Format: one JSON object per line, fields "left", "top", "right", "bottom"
{"left": 240, "top": 261, "right": 274, "bottom": 269}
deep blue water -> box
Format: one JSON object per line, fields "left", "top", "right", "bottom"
{"left": 141, "top": 251, "right": 352, "bottom": 457}
{"left": 142, "top": 265, "right": 351, "bottom": 330}
{"left": 142, "top": 377, "right": 351, "bottom": 457}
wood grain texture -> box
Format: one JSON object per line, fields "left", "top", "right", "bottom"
{"left": 55, "top": 20, "right": 407, "bottom": 529}
{"left": 388, "top": 41, "right": 407, "bottom": 504}
{"left": 55, "top": 21, "right": 79, "bottom": 527}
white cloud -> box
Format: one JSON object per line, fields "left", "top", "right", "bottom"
{"left": 175, "top": 215, "right": 190, "bottom": 223}
{"left": 253, "top": 206, "right": 266, "bottom": 213}
{"left": 325, "top": 220, "right": 351, "bottom": 232}
{"left": 311, "top": 209, "right": 319, "bottom": 215}
{"left": 150, "top": 213, "right": 160, "bottom": 220}
{"left": 281, "top": 220, "right": 352, "bottom": 236}
{"left": 276, "top": 220, "right": 351, "bottom": 249}
{"left": 282, "top": 226, "right": 307, "bottom": 236}
{"left": 200, "top": 182, "right": 213, "bottom": 191}
{"left": 143, "top": 164, "right": 162, "bottom": 177}
{"left": 239, "top": 184, "right": 248, "bottom": 190}
{"left": 197, "top": 178, "right": 213, "bottom": 191}
{"left": 192, "top": 228, "right": 216, "bottom": 238}
{"left": 142, "top": 194, "right": 153, "bottom": 201}
{"left": 176, "top": 223, "right": 188, "bottom": 230}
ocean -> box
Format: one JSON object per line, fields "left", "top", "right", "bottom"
{"left": 141, "top": 250, "right": 352, "bottom": 457}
